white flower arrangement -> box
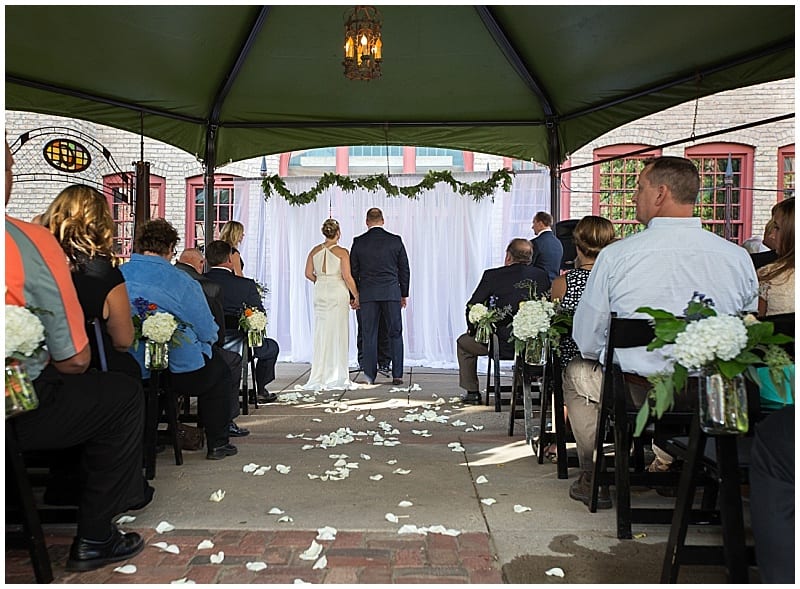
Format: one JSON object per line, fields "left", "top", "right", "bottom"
{"left": 240, "top": 307, "right": 268, "bottom": 332}
{"left": 511, "top": 298, "right": 555, "bottom": 341}
{"left": 142, "top": 312, "right": 179, "bottom": 344}
{"left": 671, "top": 314, "right": 748, "bottom": 370}
{"left": 5, "top": 305, "right": 46, "bottom": 358}
{"left": 468, "top": 303, "right": 489, "bottom": 325}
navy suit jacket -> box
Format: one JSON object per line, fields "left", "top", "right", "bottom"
{"left": 466, "top": 263, "right": 551, "bottom": 358}
{"left": 531, "top": 230, "right": 564, "bottom": 281}
{"left": 204, "top": 267, "right": 264, "bottom": 330}
{"left": 175, "top": 262, "right": 226, "bottom": 347}
{"left": 350, "top": 226, "right": 410, "bottom": 303}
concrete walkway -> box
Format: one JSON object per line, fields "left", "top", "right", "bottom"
{"left": 6, "top": 363, "right": 732, "bottom": 583}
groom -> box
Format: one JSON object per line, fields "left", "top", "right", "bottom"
{"left": 350, "top": 208, "right": 410, "bottom": 385}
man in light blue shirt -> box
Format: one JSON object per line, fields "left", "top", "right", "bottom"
{"left": 567, "top": 156, "right": 758, "bottom": 507}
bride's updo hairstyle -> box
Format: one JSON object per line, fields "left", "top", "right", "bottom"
{"left": 322, "top": 218, "right": 340, "bottom": 239}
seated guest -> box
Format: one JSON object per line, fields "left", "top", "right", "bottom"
{"left": 757, "top": 198, "right": 794, "bottom": 316}
{"left": 219, "top": 220, "right": 246, "bottom": 277}
{"left": 41, "top": 184, "right": 140, "bottom": 379}
{"left": 204, "top": 240, "right": 280, "bottom": 404}
{"left": 456, "top": 238, "right": 550, "bottom": 404}
{"left": 176, "top": 248, "right": 249, "bottom": 437}
{"left": 120, "top": 219, "right": 238, "bottom": 460}
{"left": 530, "top": 211, "right": 564, "bottom": 281}
{"left": 571, "top": 156, "right": 758, "bottom": 508}
{"left": 548, "top": 215, "right": 616, "bottom": 471}
{"left": 6, "top": 141, "right": 147, "bottom": 571}
{"left": 751, "top": 218, "right": 779, "bottom": 270}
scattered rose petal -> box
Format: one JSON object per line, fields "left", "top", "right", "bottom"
{"left": 268, "top": 507, "right": 285, "bottom": 515}
{"left": 254, "top": 466, "right": 271, "bottom": 476}
{"left": 299, "top": 540, "right": 323, "bottom": 561}
{"left": 316, "top": 526, "right": 337, "bottom": 540}
{"left": 545, "top": 567, "right": 565, "bottom": 578}
{"left": 369, "top": 474, "right": 383, "bottom": 481}
{"left": 392, "top": 468, "right": 411, "bottom": 475}
{"left": 514, "top": 504, "right": 532, "bottom": 513}
{"left": 476, "top": 475, "right": 489, "bottom": 484}
{"left": 209, "top": 551, "right": 224, "bottom": 564}
{"left": 365, "top": 414, "right": 376, "bottom": 422}
{"left": 116, "top": 515, "right": 136, "bottom": 524}
{"left": 114, "top": 565, "right": 137, "bottom": 574}
{"left": 308, "top": 474, "right": 320, "bottom": 480}
{"left": 481, "top": 498, "right": 497, "bottom": 506}
{"left": 293, "top": 580, "right": 310, "bottom": 584}
{"left": 170, "top": 578, "right": 195, "bottom": 584}
{"left": 197, "top": 540, "right": 214, "bottom": 550}
{"left": 276, "top": 464, "right": 291, "bottom": 474}
{"left": 398, "top": 524, "right": 426, "bottom": 535}
{"left": 301, "top": 444, "right": 315, "bottom": 450}
{"left": 360, "top": 453, "right": 371, "bottom": 460}
{"left": 312, "top": 555, "right": 327, "bottom": 570}
{"left": 385, "top": 512, "right": 399, "bottom": 523}
{"left": 152, "top": 542, "right": 180, "bottom": 554}
{"left": 473, "top": 425, "right": 484, "bottom": 431}
{"left": 243, "top": 463, "right": 259, "bottom": 473}
{"left": 277, "top": 515, "right": 294, "bottom": 523}
{"left": 311, "top": 418, "right": 322, "bottom": 422}
{"left": 386, "top": 459, "right": 397, "bottom": 465}
{"left": 451, "top": 445, "right": 465, "bottom": 452}
{"left": 397, "top": 500, "right": 413, "bottom": 507}
{"left": 209, "top": 489, "right": 225, "bottom": 502}
{"left": 246, "top": 561, "right": 268, "bottom": 572}
{"left": 155, "top": 521, "right": 175, "bottom": 534}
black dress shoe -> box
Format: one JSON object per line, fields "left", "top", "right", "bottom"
{"left": 249, "top": 390, "right": 278, "bottom": 404}
{"left": 460, "top": 391, "right": 482, "bottom": 405}
{"left": 65, "top": 526, "right": 144, "bottom": 572}
{"left": 206, "top": 443, "right": 238, "bottom": 460}
{"left": 228, "top": 421, "right": 250, "bottom": 437}
{"left": 392, "top": 378, "right": 404, "bottom": 385}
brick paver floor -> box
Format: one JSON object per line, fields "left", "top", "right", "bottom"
{"left": 6, "top": 527, "right": 504, "bottom": 584}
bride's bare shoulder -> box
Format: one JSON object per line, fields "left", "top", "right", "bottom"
{"left": 331, "top": 244, "right": 350, "bottom": 257}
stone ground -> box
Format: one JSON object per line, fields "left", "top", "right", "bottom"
{"left": 6, "top": 363, "right": 748, "bottom": 584}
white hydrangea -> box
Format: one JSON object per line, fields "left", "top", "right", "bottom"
{"left": 512, "top": 298, "right": 555, "bottom": 341}
{"left": 243, "top": 309, "right": 268, "bottom": 332}
{"left": 6, "top": 305, "right": 46, "bottom": 357}
{"left": 671, "top": 314, "right": 748, "bottom": 370}
{"left": 142, "top": 312, "right": 178, "bottom": 344}
{"left": 468, "top": 303, "right": 489, "bottom": 324}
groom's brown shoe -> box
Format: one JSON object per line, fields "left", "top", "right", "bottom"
{"left": 392, "top": 378, "right": 403, "bottom": 385}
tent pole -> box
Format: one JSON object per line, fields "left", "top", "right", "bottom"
{"left": 548, "top": 122, "right": 561, "bottom": 223}
{"left": 203, "top": 125, "right": 217, "bottom": 249}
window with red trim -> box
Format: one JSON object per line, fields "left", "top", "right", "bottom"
{"left": 778, "top": 144, "right": 794, "bottom": 201}
{"left": 685, "top": 144, "right": 753, "bottom": 244}
{"left": 103, "top": 173, "right": 165, "bottom": 260}
{"left": 593, "top": 145, "right": 661, "bottom": 238}
{"left": 185, "top": 175, "right": 240, "bottom": 248}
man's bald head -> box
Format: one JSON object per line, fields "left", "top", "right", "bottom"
{"left": 179, "top": 248, "right": 205, "bottom": 273}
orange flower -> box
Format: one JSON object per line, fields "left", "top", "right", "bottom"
{"left": 148, "top": 304, "right": 157, "bottom": 311}
{"left": 244, "top": 308, "right": 253, "bottom": 317}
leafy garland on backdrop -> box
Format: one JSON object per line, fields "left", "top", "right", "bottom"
{"left": 260, "top": 169, "right": 515, "bottom": 205}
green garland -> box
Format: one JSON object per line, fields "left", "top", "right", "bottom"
{"left": 261, "top": 169, "right": 515, "bottom": 206}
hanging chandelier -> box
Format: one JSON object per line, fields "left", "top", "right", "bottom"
{"left": 342, "top": 5, "right": 383, "bottom": 81}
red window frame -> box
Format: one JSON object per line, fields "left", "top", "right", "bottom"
{"left": 684, "top": 143, "right": 753, "bottom": 244}
{"left": 592, "top": 144, "right": 661, "bottom": 238}
{"left": 103, "top": 173, "right": 165, "bottom": 261}
{"left": 185, "top": 174, "right": 240, "bottom": 248}
{"left": 777, "top": 144, "right": 795, "bottom": 201}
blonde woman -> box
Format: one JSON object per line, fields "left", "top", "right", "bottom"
{"left": 758, "top": 198, "right": 794, "bottom": 316}
{"left": 302, "top": 218, "right": 360, "bottom": 390}
{"left": 42, "top": 184, "right": 139, "bottom": 378}
{"left": 219, "top": 220, "right": 245, "bottom": 276}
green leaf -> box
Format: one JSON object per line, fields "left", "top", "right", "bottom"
{"left": 635, "top": 306, "right": 675, "bottom": 320}
{"left": 634, "top": 402, "right": 651, "bottom": 437}
{"left": 717, "top": 359, "right": 746, "bottom": 380}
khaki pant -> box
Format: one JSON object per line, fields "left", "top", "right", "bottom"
{"left": 456, "top": 333, "right": 489, "bottom": 392}
{"left": 562, "top": 357, "right": 603, "bottom": 473}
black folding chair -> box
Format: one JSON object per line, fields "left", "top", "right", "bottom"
{"left": 485, "top": 332, "right": 516, "bottom": 412}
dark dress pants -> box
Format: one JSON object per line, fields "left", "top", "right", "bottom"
{"left": 360, "top": 300, "right": 403, "bottom": 381}
{"left": 356, "top": 308, "right": 391, "bottom": 369}
{"left": 168, "top": 348, "right": 233, "bottom": 449}
{"left": 214, "top": 344, "right": 243, "bottom": 421}
{"left": 14, "top": 366, "right": 145, "bottom": 540}
{"left": 253, "top": 338, "right": 280, "bottom": 393}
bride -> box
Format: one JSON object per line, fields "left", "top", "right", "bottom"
{"left": 302, "top": 218, "right": 361, "bottom": 390}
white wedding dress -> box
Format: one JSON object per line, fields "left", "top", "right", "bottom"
{"left": 303, "top": 245, "right": 356, "bottom": 390}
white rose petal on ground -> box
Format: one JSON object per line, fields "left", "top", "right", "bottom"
{"left": 386, "top": 459, "right": 397, "bottom": 465}
{"left": 209, "top": 551, "right": 224, "bottom": 564}
{"left": 293, "top": 580, "right": 311, "bottom": 584}
{"left": 312, "top": 555, "right": 327, "bottom": 570}
{"left": 475, "top": 475, "right": 489, "bottom": 484}
{"left": 170, "top": 577, "right": 195, "bottom": 584}
{"left": 113, "top": 564, "right": 137, "bottom": 574}
{"left": 398, "top": 524, "right": 426, "bottom": 535}
{"left": 311, "top": 418, "right": 322, "bottom": 422}
{"left": 268, "top": 507, "right": 285, "bottom": 515}
{"left": 152, "top": 542, "right": 180, "bottom": 554}
{"left": 369, "top": 474, "right": 383, "bottom": 481}
{"left": 481, "top": 498, "right": 497, "bottom": 506}
{"left": 450, "top": 445, "right": 465, "bottom": 452}
{"left": 473, "top": 425, "right": 484, "bottom": 431}
{"left": 442, "top": 528, "right": 461, "bottom": 536}
{"left": 316, "top": 526, "right": 337, "bottom": 540}
{"left": 276, "top": 464, "right": 291, "bottom": 474}
{"left": 451, "top": 419, "right": 467, "bottom": 427}
{"left": 242, "top": 463, "right": 260, "bottom": 473}
{"left": 360, "top": 453, "right": 371, "bottom": 460}
{"left": 155, "top": 521, "right": 175, "bottom": 534}
{"left": 301, "top": 444, "right": 315, "bottom": 450}
{"left": 197, "top": 540, "right": 214, "bottom": 550}
{"left": 385, "top": 513, "right": 399, "bottom": 523}
{"left": 277, "top": 515, "right": 294, "bottom": 523}
{"left": 545, "top": 567, "right": 565, "bottom": 578}
{"left": 209, "top": 489, "right": 226, "bottom": 502}
{"left": 393, "top": 468, "right": 411, "bottom": 475}
{"left": 308, "top": 474, "right": 320, "bottom": 480}
{"left": 116, "top": 515, "right": 136, "bottom": 524}
{"left": 397, "top": 500, "right": 413, "bottom": 508}
{"left": 246, "top": 562, "right": 268, "bottom": 572}
{"left": 299, "top": 540, "right": 323, "bottom": 561}
{"left": 514, "top": 505, "right": 532, "bottom": 513}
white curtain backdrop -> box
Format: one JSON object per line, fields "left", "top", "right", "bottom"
{"left": 233, "top": 172, "right": 550, "bottom": 369}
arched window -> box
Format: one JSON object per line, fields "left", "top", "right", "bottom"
{"left": 185, "top": 174, "right": 241, "bottom": 248}
{"left": 592, "top": 144, "right": 661, "bottom": 238}
{"left": 778, "top": 144, "right": 795, "bottom": 200}
{"left": 103, "top": 173, "right": 165, "bottom": 260}
{"left": 685, "top": 143, "right": 754, "bottom": 244}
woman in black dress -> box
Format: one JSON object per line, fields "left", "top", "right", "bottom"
{"left": 219, "top": 220, "right": 245, "bottom": 276}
